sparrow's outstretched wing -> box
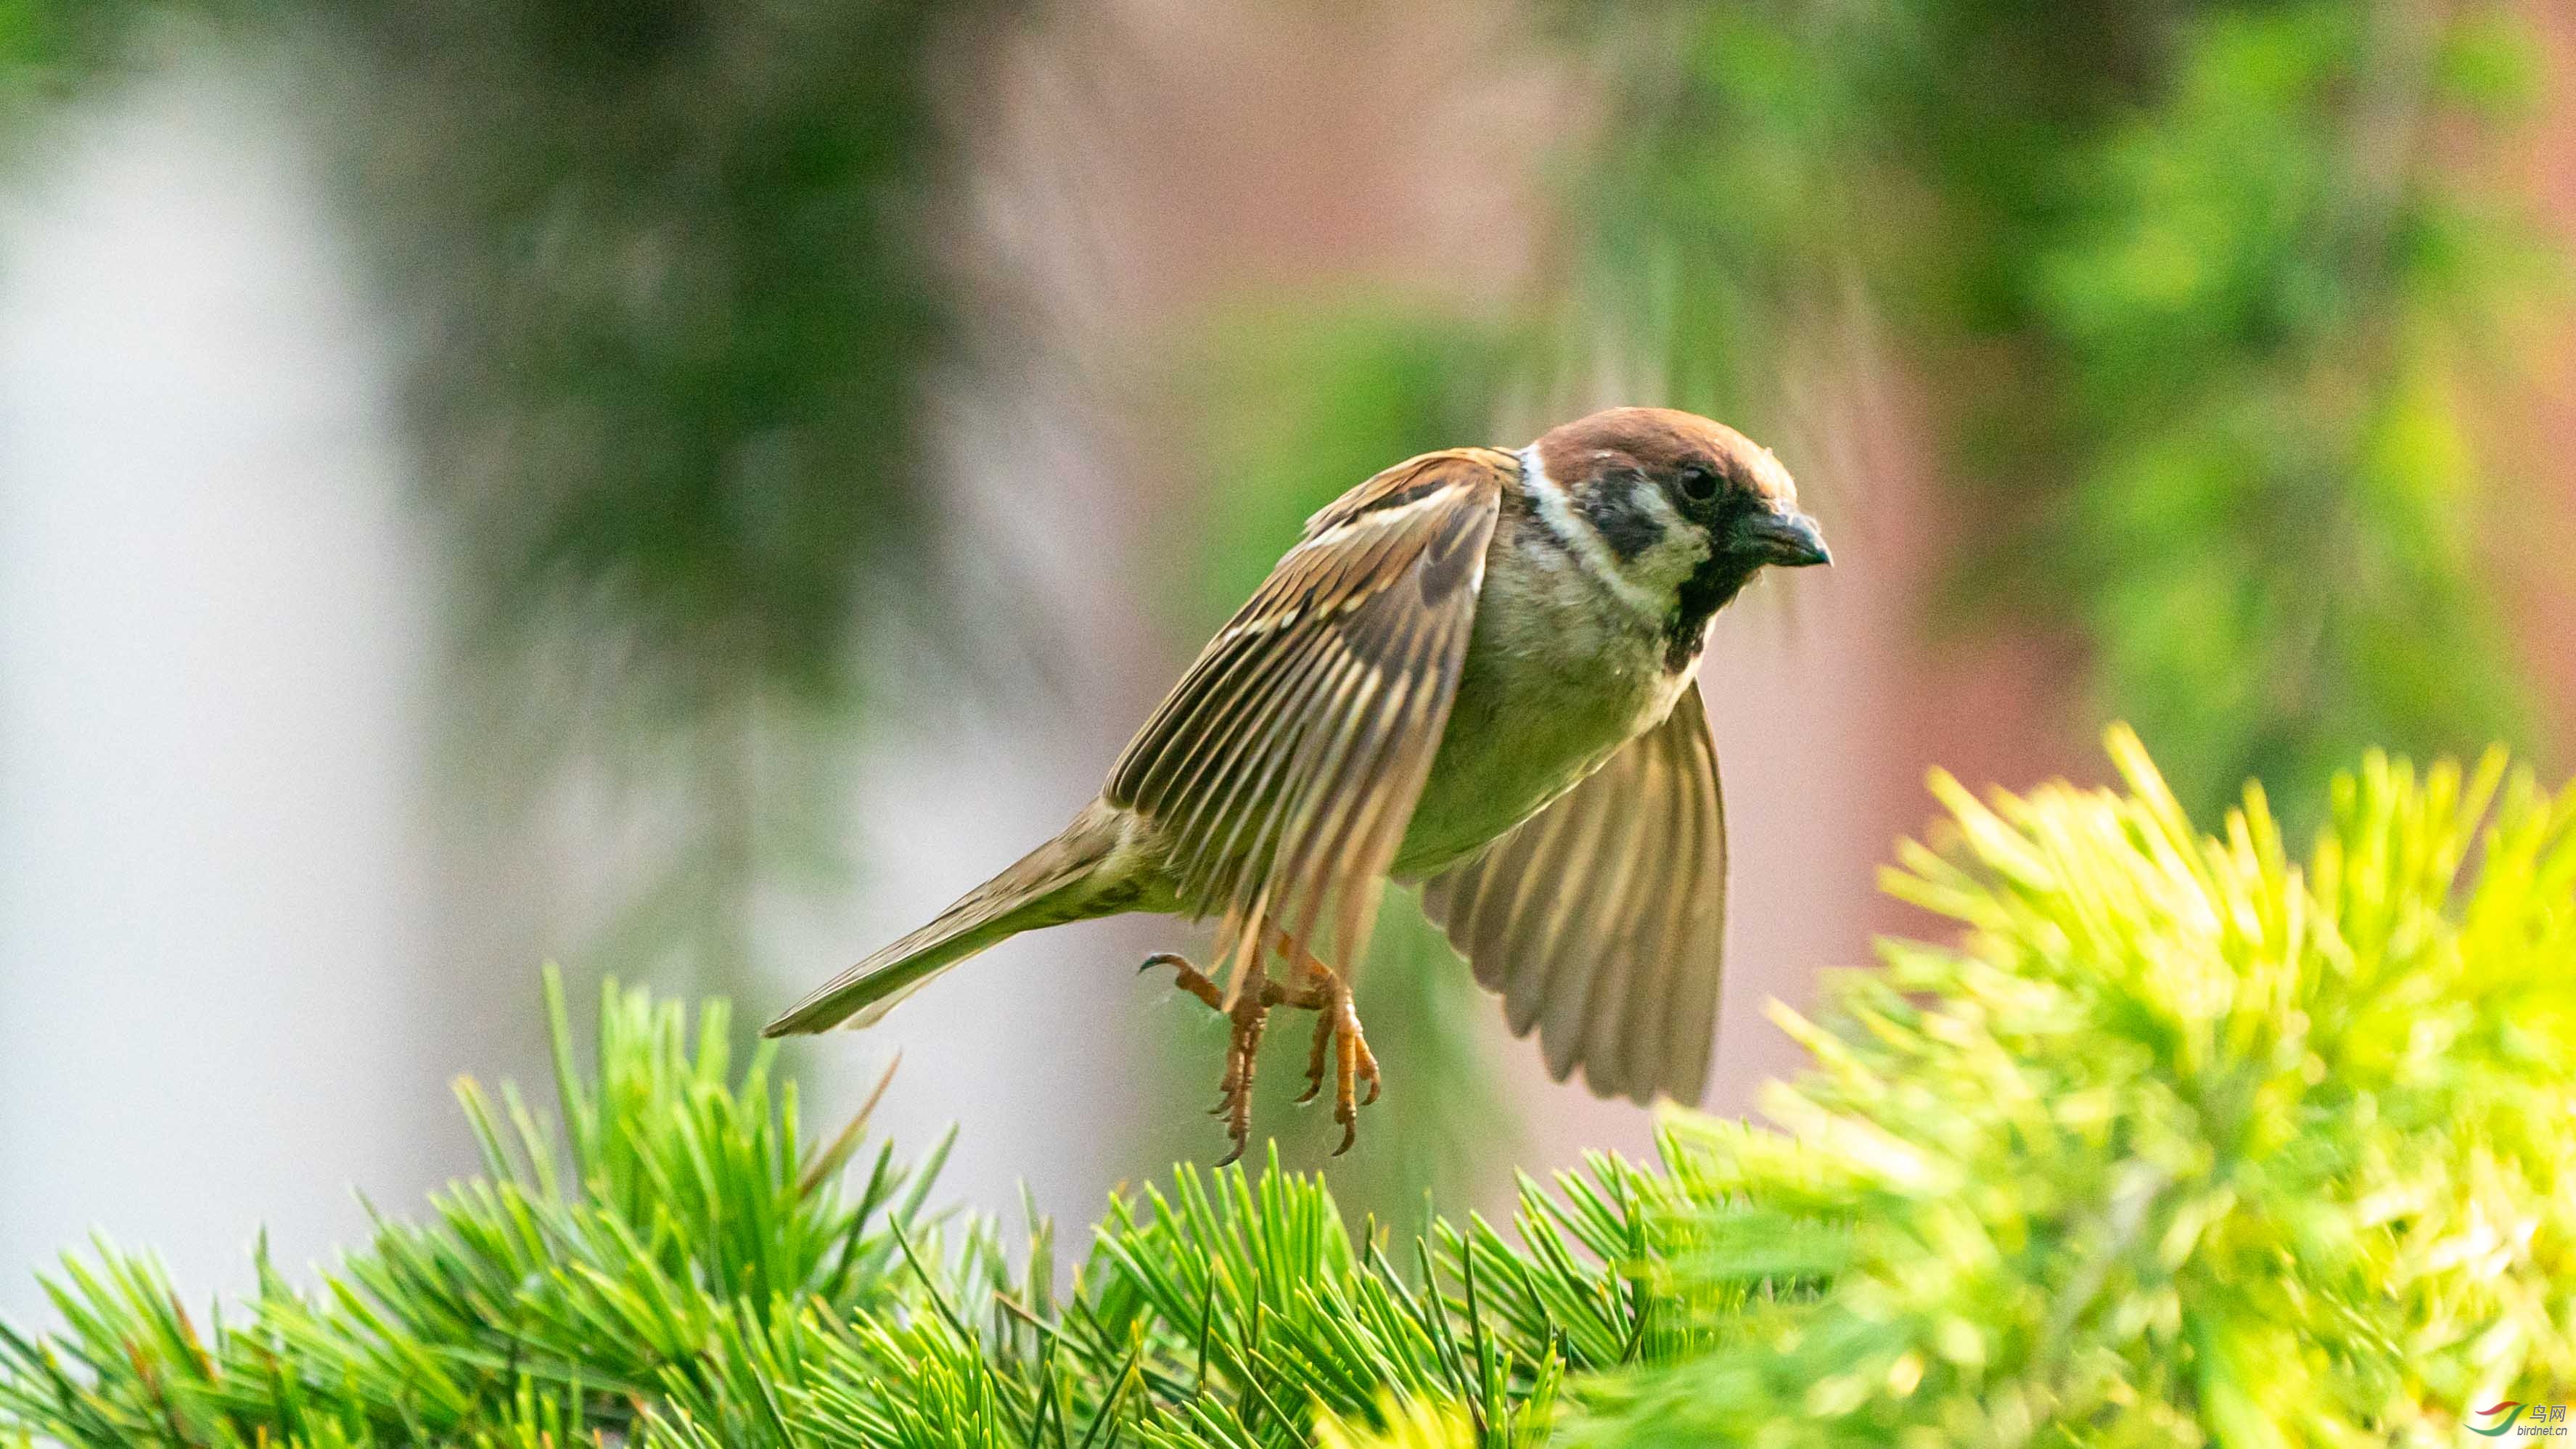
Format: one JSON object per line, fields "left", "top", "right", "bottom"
{"left": 1107, "top": 448, "right": 1511, "bottom": 993}
{"left": 1421, "top": 678, "right": 1727, "bottom": 1105}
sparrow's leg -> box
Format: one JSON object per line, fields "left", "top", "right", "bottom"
{"left": 1268, "top": 932, "right": 1382, "bottom": 1156}
{"left": 1212, "top": 986, "right": 1268, "bottom": 1165}
{"left": 1142, "top": 951, "right": 1312, "bottom": 1165}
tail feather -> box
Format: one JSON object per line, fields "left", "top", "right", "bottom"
{"left": 762, "top": 805, "right": 1125, "bottom": 1037}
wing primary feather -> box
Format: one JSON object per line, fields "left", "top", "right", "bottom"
{"left": 1165, "top": 504, "right": 1457, "bottom": 913}
{"left": 1318, "top": 647, "right": 1445, "bottom": 962}
{"left": 1255, "top": 480, "right": 1489, "bottom": 963}
{"left": 1616, "top": 730, "right": 1690, "bottom": 1099}
{"left": 1177, "top": 615, "right": 1375, "bottom": 899}
{"left": 1586, "top": 730, "right": 1684, "bottom": 1099}
{"left": 1121, "top": 628, "right": 1260, "bottom": 805}
{"left": 1321, "top": 615, "right": 1456, "bottom": 965}
{"left": 1164, "top": 628, "right": 1348, "bottom": 903}
{"left": 1267, "top": 660, "right": 1394, "bottom": 959}
{"left": 1436, "top": 805, "right": 1514, "bottom": 986}
{"left": 1112, "top": 617, "right": 1272, "bottom": 807}
{"left": 1273, "top": 593, "right": 1445, "bottom": 964}
{"left": 1210, "top": 646, "right": 1358, "bottom": 989}
{"left": 1469, "top": 821, "right": 1556, "bottom": 1033}
{"left": 1278, "top": 612, "right": 1434, "bottom": 960}
{"left": 1571, "top": 742, "right": 1668, "bottom": 1096}
{"left": 1478, "top": 825, "right": 1554, "bottom": 1033}
{"left": 1420, "top": 678, "right": 1729, "bottom": 1106}
{"left": 1663, "top": 711, "right": 1726, "bottom": 1101}
{"left": 1116, "top": 478, "right": 1426, "bottom": 827}
{"left": 1631, "top": 728, "right": 1699, "bottom": 1091}
{"left": 1133, "top": 625, "right": 1304, "bottom": 816}
{"left": 1155, "top": 583, "right": 1355, "bottom": 832}
{"left": 1529, "top": 767, "right": 1625, "bottom": 1080}
{"left": 1644, "top": 719, "right": 1713, "bottom": 1097}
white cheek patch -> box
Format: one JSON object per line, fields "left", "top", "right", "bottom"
{"left": 1622, "top": 480, "right": 1711, "bottom": 596}
{"left": 1517, "top": 446, "right": 1662, "bottom": 617}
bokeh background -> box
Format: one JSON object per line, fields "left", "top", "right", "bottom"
{"left": 2, "top": 0, "right": 2572, "bottom": 1319}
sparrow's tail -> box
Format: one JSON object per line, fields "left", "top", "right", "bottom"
{"left": 760, "top": 803, "right": 1129, "bottom": 1038}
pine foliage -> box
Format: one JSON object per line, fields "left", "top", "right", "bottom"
{"left": 1571, "top": 726, "right": 2576, "bottom": 1445}
{"left": 5, "top": 728, "right": 2570, "bottom": 1446}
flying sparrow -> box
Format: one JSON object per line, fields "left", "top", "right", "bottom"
{"left": 764, "top": 407, "right": 1831, "bottom": 1162}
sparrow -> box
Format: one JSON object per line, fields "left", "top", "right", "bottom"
{"left": 764, "top": 407, "right": 1831, "bottom": 1162}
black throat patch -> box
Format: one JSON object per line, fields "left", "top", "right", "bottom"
{"left": 1664, "top": 552, "right": 1760, "bottom": 670}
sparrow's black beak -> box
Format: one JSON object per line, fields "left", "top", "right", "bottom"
{"left": 1739, "top": 508, "right": 1831, "bottom": 568}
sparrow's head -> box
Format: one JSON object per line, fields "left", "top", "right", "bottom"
{"left": 1523, "top": 407, "right": 1829, "bottom": 659}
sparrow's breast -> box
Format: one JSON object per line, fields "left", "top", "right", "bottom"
{"left": 1391, "top": 509, "right": 1693, "bottom": 881}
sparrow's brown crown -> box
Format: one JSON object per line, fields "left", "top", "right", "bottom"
{"left": 1533, "top": 406, "right": 1793, "bottom": 512}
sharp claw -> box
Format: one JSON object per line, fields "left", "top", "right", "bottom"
{"left": 1293, "top": 1081, "right": 1321, "bottom": 1105}
{"left": 1362, "top": 1079, "right": 1381, "bottom": 1107}
{"left": 1332, "top": 1122, "right": 1355, "bottom": 1157}
{"left": 1203, "top": 991, "right": 1269, "bottom": 1166}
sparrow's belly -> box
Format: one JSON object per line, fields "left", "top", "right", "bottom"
{"left": 1391, "top": 537, "right": 1691, "bottom": 881}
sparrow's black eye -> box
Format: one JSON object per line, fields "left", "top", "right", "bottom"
{"left": 1676, "top": 464, "right": 1719, "bottom": 504}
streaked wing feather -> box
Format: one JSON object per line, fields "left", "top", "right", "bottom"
{"left": 1421, "top": 678, "right": 1727, "bottom": 1105}
{"left": 1572, "top": 736, "right": 1668, "bottom": 1097}
{"left": 1637, "top": 712, "right": 1717, "bottom": 1093}
{"left": 1107, "top": 449, "right": 1510, "bottom": 990}
{"left": 1531, "top": 765, "right": 1624, "bottom": 1080}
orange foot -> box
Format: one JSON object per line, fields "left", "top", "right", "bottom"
{"left": 1142, "top": 934, "right": 1380, "bottom": 1163}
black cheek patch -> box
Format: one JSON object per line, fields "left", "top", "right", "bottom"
{"left": 1575, "top": 486, "right": 1664, "bottom": 562}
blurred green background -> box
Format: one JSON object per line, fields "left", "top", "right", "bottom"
{"left": 0, "top": 0, "right": 2568, "bottom": 1308}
